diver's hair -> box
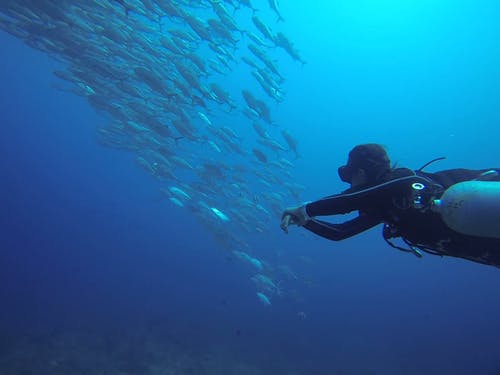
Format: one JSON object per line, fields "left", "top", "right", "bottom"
{"left": 348, "top": 144, "right": 391, "bottom": 182}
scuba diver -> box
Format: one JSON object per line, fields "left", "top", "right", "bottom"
{"left": 281, "top": 144, "right": 500, "bottom": 267}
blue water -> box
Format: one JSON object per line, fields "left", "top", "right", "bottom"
{"left": 1, "top": 1, "right": 500, "bottom": 374}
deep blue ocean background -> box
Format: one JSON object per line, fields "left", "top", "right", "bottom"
{"left": 1, "top": 1, "right": 500, "bottom": 374}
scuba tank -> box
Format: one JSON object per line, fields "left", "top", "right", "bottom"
{"left": 432, "top": 180, "right": 500, "bottom": 239}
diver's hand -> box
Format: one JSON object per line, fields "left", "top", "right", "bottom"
{"left": 280, "top": 204, "right": 311, "bottom": 233}
{"left": 280, "top": 214, "right": 294, "bottom": 233}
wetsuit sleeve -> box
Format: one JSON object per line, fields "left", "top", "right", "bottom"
{"left": 303, "top": 213, "right": 381, "bottom": 241}
{"left": 304, "top": 185, "right": 385, "bottom": 217}
{"left": 300, "top": 171, "right": 417, "bottom": 241}
{"left": 304, "top": 168, "right": 420, "bottom": 218}
{"left": 305, "top": 193, "right": 368, "bottom": 217}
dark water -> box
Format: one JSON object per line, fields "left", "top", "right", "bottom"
{"left": 1, "top": 1, "right": 500, "bottom": 374}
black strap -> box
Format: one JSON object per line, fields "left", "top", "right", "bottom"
{"left": 382, "top": 224, "right": 500, "bottom": 268}
{"left": 416, "top": 157, "right": 446, "bottom": 172}
{"left": 382, "top": 224, "right": 443, "bottom": 258}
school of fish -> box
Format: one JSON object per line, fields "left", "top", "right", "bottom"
{"left": 0, "top": 0, "right": 309, "bottom": 305}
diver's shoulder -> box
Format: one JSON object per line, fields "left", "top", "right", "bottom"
{"left": 388, "top": 167, "right": 415, "bottom": 179}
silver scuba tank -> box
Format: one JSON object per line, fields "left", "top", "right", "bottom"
{"left": 432, "top": 180, "right": 500, "bottom": 239}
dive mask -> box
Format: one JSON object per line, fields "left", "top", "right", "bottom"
{"left": 338, "top": 164, "right": 354, "bottom": 183}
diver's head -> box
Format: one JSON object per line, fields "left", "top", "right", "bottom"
{"left": 338, "top": 144, "right": 391, "bottom": 186}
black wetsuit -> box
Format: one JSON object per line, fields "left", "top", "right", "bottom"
{"left": 303, "top": 167, "right": 500, "bottom": 267}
